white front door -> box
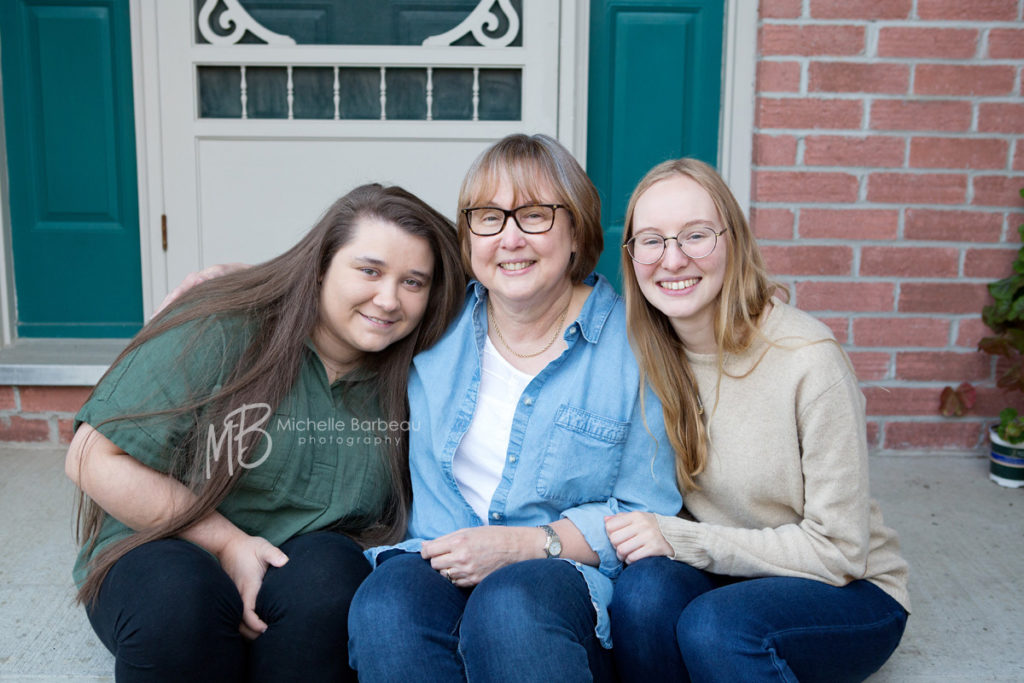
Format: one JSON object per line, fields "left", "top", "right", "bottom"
{"left": 141, "top": 0, "right": 567, "bottom": 305}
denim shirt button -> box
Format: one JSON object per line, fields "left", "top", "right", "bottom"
{"left": 509, "top": 455, "right": 517, "bottom": 463}
{"left": 523, "top": 397, "right": 534, "bottom": 406}
{"left": 569, "top": 326, "right": 577, "bottom": 335}
{"left": 491, "top": 512, "right": 501, "bottom": 520}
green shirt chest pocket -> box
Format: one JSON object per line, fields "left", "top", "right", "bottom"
{"left": 536, "top": 405, "right": 629, "bottom": 506}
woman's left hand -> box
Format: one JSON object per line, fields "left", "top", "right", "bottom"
{"left": 421, "top": 526, "right": 542, "bottom": 587}
{"left": 605, "top": 511, "right": 674, "bottom": 564}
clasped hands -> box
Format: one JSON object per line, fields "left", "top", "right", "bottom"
{"left": 421, "top": 525, "right": 545, "bottom": 587}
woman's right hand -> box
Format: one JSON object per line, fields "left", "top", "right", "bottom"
{"left": 605, "top": 511, "right": 674, "bottom": 564}
{"left": 153, "top": 263, "right": 250, "bottom": 317}
{"left": 216, "top": 533, "right": 289, "bottom": 639}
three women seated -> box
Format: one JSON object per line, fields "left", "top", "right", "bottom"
{"left": 67, "top": 134, "right": 908, "bottom": 682}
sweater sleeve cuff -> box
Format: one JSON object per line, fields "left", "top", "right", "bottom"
{"left": 656, "top": 515, "right": 710, "bottom": 569}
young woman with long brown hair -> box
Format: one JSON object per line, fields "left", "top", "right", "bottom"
{"left": 604, "top": 159, "right": 910, "bottom": 682}
{"left": 65, "top": 183, "right": 464, "bottom": 682}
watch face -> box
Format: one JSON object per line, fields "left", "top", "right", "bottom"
{"left": 550, "top": 539, "right": 562, "bottom": 556}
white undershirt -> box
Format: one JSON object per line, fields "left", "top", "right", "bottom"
{"left": 453, "top": 336, "right": 535, "bottom": 522}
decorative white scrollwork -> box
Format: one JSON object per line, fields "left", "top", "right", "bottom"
{"left": 197, "top": 0, "right": 296, "bottom": 46}
{"left": 422, "top": 0, "right": 520, "bottom": 47}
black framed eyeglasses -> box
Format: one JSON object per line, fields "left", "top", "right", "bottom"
{"left": 623, "top": 227, "right": 727, "bottom": 264}
{"left": 461, "top": 203, "right": 565, "bottom": 236}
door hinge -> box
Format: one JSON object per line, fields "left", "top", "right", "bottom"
{"left": 161, "top": 214, "right": 168, "bottom": 251}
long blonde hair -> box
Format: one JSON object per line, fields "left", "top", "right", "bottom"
{"left": 621, "top": 159, "right": 780, "bottom": 490}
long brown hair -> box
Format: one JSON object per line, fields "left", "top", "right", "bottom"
{"left": 456, "top": 134, "right": 602, "bottom": 284}
{"left": 73, "top": 183, "right": 465, "bottom": 605}
{"left": 621, "top": 159, "right": 779, "bottom": 490}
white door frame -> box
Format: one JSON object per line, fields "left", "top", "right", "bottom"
{"left": 118, "top": 0, "right": 756, "bottom": 322}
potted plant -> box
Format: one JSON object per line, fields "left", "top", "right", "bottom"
{"left": 941, "top": 189, "right": 1024, "bottom": 487}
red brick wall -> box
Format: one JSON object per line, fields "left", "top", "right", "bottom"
{"left": 0, "top": 386, "right": 91, "bottom": 446}
{"left": 754, "top": 0, "right": 1024, "bottom": 452}
{"left": 1, "top": 3, "right": 1022, "bottom": 455}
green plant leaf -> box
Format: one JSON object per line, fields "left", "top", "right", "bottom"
{"left": 987, "top": 274, "right": 1024, "bottom": 312}
{"left": 997, "top": 408, "right": 1023, "bottom": 442}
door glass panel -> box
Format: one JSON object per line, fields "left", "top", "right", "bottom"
{"left": 478, "top": 68, "right": 521, "bottom": 120}
{"left": 246, "top": 66, "right": 288, "bottom": 118}
{"left": 197, "top": 65, "right": 522, "bottom": 120}
{"left": 292, "top": 67, "right": 334, "bottom": 119}
{"left": 198, "top": 66, "right": 243, "bottom": 118}
{"left": 386, "top": 68, "right": 427, "bottom": 120}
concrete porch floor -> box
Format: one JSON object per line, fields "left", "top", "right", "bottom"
{"left": 0, "top": 445, "right": 1021, "bottom": 681}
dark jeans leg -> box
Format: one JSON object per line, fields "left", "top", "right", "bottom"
{"left": 249, "top": 531, "right": 371, "bottom": 683}
{"left": 85, "top": 538, "right": 245, "bottom": 683}
{"left": 677, "top": 576, "right": 908, "bottom": 683}
{"left": 610, "top": 556, "right": 717, "bottom": 681}
{"left": 347, "top": 551, "right": 469, "bottom": 682}
{"left": 460, "top": 559, "right": 613, "bottom": 683}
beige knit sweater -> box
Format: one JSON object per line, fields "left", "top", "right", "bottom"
{"left": 655, "top": 300, "right": 910, "bottom": 612}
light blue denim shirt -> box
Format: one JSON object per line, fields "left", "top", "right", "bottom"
{"left": 367, "top": 273, "right": 682, "bottom": 647}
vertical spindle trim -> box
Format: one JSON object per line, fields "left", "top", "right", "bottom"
{"left": 286, "top": 65, "right": 294, "bottom": 120}
{"left": 426, "top": 67, "right": 434, "bottom": 121}
{"left": 333, "top": 66, "right": 340, "bottom": 120}
{"left": 472, "top": 67, "right": 480, "bottom": 122}
{"left": 240, "top": 65, "right": 248, "bottom": 120}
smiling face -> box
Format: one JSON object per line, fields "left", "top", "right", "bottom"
{"left": 468, "top": 173, "right": 577, "bottom": 310}
{"left": 313, "top": 217, "right": 434, "bottom": 373}
{"left": 630, "top": 174, "right": 729, "bottom": 351}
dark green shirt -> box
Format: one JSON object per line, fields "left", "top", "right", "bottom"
{"left": 73, "top": 316, "right": 391, "bottom": 585}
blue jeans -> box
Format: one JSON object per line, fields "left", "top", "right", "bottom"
{"left": 86, "top": 532, "right": 371, "bottom": 682}
{"left": 348, "top": 552, "right": 614, "bottom": 682}
{"left": 610, "top": 557, "right": 907, "bottom": 683}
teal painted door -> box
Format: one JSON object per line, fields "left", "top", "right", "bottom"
{"left": 587, "top": 0, "right": 724, "bottom": 287}
{"left": 0, "top": 0, "right": 143, "bottom": 337}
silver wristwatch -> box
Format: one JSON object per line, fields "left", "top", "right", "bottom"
{"left": 539, "top": 524, "right": 562, "bottom": 558}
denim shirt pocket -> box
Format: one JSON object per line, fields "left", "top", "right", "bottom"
{"left": 536, "top": 405, "right": 628, "bottom": 506}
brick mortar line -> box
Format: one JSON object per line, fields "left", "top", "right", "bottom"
{"left": 756, "top": 94, "right": 1023, "bottom": 101}
{"left": 753, "top": 202, "right": 1022, "bottom": 211}
{"left": 752, "top": 129, "right": 1024, "bottom": 138}
{"left": 755, "top": 132, "right": 1024, "bottom": 140}
{"left": 757, "top": 241, "right": 1019, "bottom": 249}
{"left": 759, "top": 19, "right": 1024, "bottom": 28}
{"left": 769, "top": 274, "right": 1005, "bottom": 281}
{"left": 760, "top": 58, "right": 1024, "bottom": 67}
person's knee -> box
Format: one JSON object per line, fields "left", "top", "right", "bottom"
{"left": 611, "top": 557, "right": 676, "bottom": 620}
{"left": 103, "top": 541, "right": 242, "bottom": 660}
{"left": 261, "top": 533, "right": 370, "bottom": 626}
{"left": 675, "top": 593, "right": 739, "bottom": 659}
{"left": 462, "top": 560, "right": 581, "bottom": 644}
{"left": 349, "top": 553, "right": 433, "bottom": 641}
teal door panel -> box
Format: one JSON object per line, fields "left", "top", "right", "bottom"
{"left": 1, "top": 0, "right": 143, "bottom": 337}
{"left": 587, "top": 0, "right": 723, "bottom": 287}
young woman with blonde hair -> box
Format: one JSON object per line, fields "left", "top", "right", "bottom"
{"left": 605, "top": 159, "right": 909, "bottom": 682}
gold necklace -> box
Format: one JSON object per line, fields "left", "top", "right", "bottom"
{"left": 488, "top": 297, "right": 572, "bottom": 359}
